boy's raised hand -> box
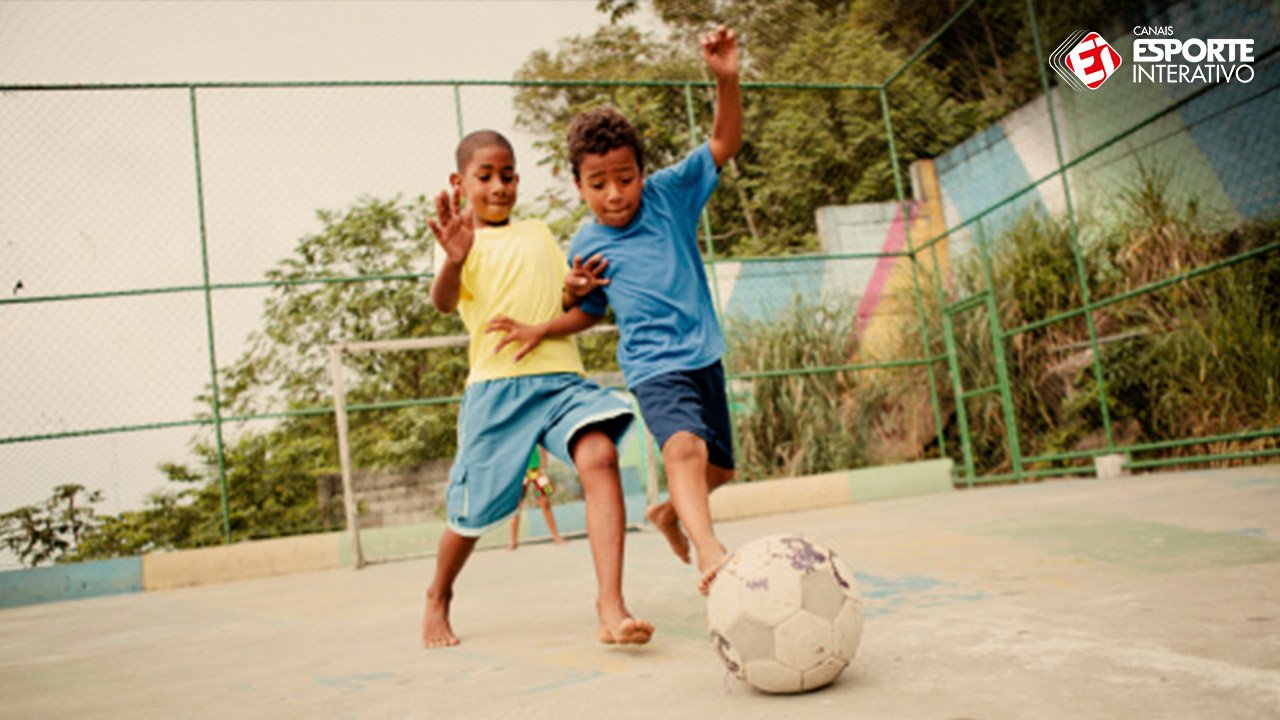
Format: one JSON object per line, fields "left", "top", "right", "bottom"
{"left": 485, "top": 316, "right": 545, "bottom": 362}
{"left": 564, "top": 254, "right": 610, "bottom": 303}
{"left": 701, "top": 25, "right": 738, "bottom": 80}
{"left": 427, "top": 186, "right": 473, "bottom": 266}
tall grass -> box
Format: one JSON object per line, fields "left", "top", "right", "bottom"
{"left": 724, "top": 296, "right": 870, "bottom": 480}
{"left": 727, "top": 165, "right": 1280, "bottom": 480}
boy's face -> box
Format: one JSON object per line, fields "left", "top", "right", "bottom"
{"left": 575, "top": 146, "right": 642, "bottom": 228}
{"left": 451, "top": 145, "right": 518, "bottom": 227}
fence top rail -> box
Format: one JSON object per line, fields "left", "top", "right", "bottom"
{"left": 0, "top": 78, "right": 883, "bottom": 93}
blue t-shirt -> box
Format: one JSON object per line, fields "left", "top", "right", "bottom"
{"left": 570, "top": 143, "right": 723, "bottom": 387}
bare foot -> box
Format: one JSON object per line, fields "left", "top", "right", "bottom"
{"left": 697, "top": 546, "right": 729, "bottom": 597}
{"left": 645, "top": 501, "right": 691, "bottom": 564}
{"left": 596, "top": 602, "right": 655, "bottom": 645}
{"left": 507, "top": 540, "right": 518, "bottom": 551}
{"left": 422, "top": 590, "right": 459, "bottom": 649}
{"left": 551, "top": 536, "right": 567, "bottom": 545}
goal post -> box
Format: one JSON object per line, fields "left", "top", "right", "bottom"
{"left": 329, "top": 326, "right": 660, "bottom": 569}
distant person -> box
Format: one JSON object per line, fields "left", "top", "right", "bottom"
{"left": 561, "top": 26, "right": 742, "bottom": 595}
{"left": 423, "top": 129, "right": 653, "bottom": 649}
{"left": 509, "top": 446, "right": 567, "bottom": 549}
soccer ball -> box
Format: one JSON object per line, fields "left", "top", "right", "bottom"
{"left": 706, "top": 533, "right": 863, "bottom": 694}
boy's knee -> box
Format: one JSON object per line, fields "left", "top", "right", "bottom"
{"left": 571, "top": 431, "right": 619, "bottom": 474}
{"left": 663, "top": 432, "right": 708, "bottom": 467}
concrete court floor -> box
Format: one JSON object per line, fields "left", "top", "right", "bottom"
{"left": 3, "top": 465, "right": 1280, "bottom": 720}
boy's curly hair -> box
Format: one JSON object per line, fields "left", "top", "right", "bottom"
{"left": 567, "top": 107, "right": 645, "bottom": 181}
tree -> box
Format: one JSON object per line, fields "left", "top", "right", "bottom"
{"left": 515, "top": 24, "right": 703, "bottom": 181}
{"left": 217, "top": 194, "right": 468, "bottom": 469}
{"left": 518, "top": 2, "right": 983, "bottom": 256}
{"left": 0, "top": 484, "right": 102, "bottom": 567}
{"left": 66, "top": 196, "right": 469, "bottom": 560}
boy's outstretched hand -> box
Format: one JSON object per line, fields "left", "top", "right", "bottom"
{"left": 485, "top": 316, "right": 546, "bottom": 362}
{"left": 701, "top": 25, "right": 738, "bottom": 80}
{"left": 563, "top": 254, "right": 610, "bottom": 307}
{"left": 427, "top": 186, "right": 474, "bottom": 266}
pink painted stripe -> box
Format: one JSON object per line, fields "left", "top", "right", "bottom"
{"left": 854, "top": 203, "right": 918, "bottom": 338}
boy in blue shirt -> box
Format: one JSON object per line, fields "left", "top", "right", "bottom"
{"left": 563, "top": 26, "right": 742, "bottom": 594}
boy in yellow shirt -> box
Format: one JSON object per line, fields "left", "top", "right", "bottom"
{"left": 423, "top": 129, "right": 652, "bottom": 649}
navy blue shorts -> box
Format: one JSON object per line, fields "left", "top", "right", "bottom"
{"left": 631, "top": 360, "right": 735, "bottom": 470}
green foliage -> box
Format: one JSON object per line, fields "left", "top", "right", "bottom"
{"left": 515, "top": 25, "right": 702, "bottom": 181}
{"left": 725, "top": 296, "right": 869, "bottom": 479}
{"left": 850, "top": 0, "right": 1149, "bottom": 123}
{"left": 1, "top": 485, "right": 102, "bottom": 567}
{"left": 517, "top": 1, "right": 984, "bottom": 257}
{"left": 727, "top": 167, "right": 1279, "bottom": 480}
{"left": 936, "top": 165, "right": 1280, "bottom": 474}
{"left": 219, "top": 194, "right": 467, "bottom": 469}
{"left": 63, "top": 196, "right": 469, "bottom": 562}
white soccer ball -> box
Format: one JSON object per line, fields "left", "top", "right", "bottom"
{"left": 706, "top": 533, "right": 864, "bottom": 694}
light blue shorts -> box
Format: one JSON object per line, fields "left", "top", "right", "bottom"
{"left": 447, "top": 373, "right": 633, "bottom": 537}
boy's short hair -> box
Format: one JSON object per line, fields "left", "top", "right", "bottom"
{"left": 455, "top": 130, "right": 515, "bottom": 172}
{"left": 567, "top": 107, "right": 645, "bottom": 181}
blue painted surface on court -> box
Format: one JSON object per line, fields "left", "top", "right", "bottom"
{"left": 0, "top": 556, "right": 142, "bottom": 609}
{"left": 854, "top": 571, "right": 989, "bottom": 619}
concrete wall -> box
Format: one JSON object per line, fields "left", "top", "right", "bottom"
{"left": 706, "top": 0, "right": 1278, "bottom": 339}
{"left": 317, "top": 460, "right": 449, "bottom": 529}
{"left": 934, "top": 0, "right": 1279, "bottom": 243}
{"left": 0, "top": 459, "right": 953, "bottom": 609}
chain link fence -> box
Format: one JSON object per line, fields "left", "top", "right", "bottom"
{"left": 2, "top": 0, "right": 1277, "bottom": 566}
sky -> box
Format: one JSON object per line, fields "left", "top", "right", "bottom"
{"left": 0, "top": 0, "right": 662, "bottom": 534}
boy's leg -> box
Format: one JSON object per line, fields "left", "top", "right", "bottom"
{"left": 571, "top": 429, "right": 654, "bottom": 645}
{"left": 537, "top": 494, "right": 567, "bottom": 544}
{"left": 508, "top": 498, "right": 522, "bottom": 550}
{"left": 645, "top": 462, "right": 733, "bottom": 564}
{"left": 661, "top": 432, "right": 729, "bottom": 594}
{"left": 423, "top": 528, "right": 479, "bottom": 649}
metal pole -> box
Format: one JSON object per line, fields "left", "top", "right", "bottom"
{"left": 329, "top": 346, "right": 364, "bottom": 569}
{"left": 1025, "top": 0, "right": 1116, "bottom": 449}
{"left": 188, "top": 87, "right": 232, "bottom": 543}
{"left": 453, "top": 83, "right": 464, "bottom": 141}
{"left": 878, "top": 87, "right": 949, "bottom": 461}
{"left": 976, "top": 220, "right": 1024, "bottom": 480}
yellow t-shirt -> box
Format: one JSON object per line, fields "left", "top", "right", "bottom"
{"left": 434, "top": 219, "right": 585, "bottom": 384}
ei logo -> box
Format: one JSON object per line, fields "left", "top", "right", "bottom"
{"left": 1052, "top": 31, "right": 1123, "bottom": 90}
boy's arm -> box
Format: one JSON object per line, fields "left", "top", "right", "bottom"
{"left": 427, "top": 187, "right": 473, "bottom": 314}
{"left": 703, "top": 26, "right": 742, "bottom": 169}
{"left": 485, "top": 308, "right": 603, "bottom": 362}
{"left": 431, "top": 259, "right": 463, "bottom": 314}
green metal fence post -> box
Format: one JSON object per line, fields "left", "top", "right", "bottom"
{"left": 942, "top": 307, "right": 978, "bottom": 483}
{"left": 188, "top": 87, "right": 232, "bottom": 543}
{"left": 1025, "top": 0, "right": 1116, "bottom": 450}
{"left": 878, "top": 87, "right": 952, "bottom": 469}
{"left": 976, "top": 219, "right": 1025, "bottom": 480}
